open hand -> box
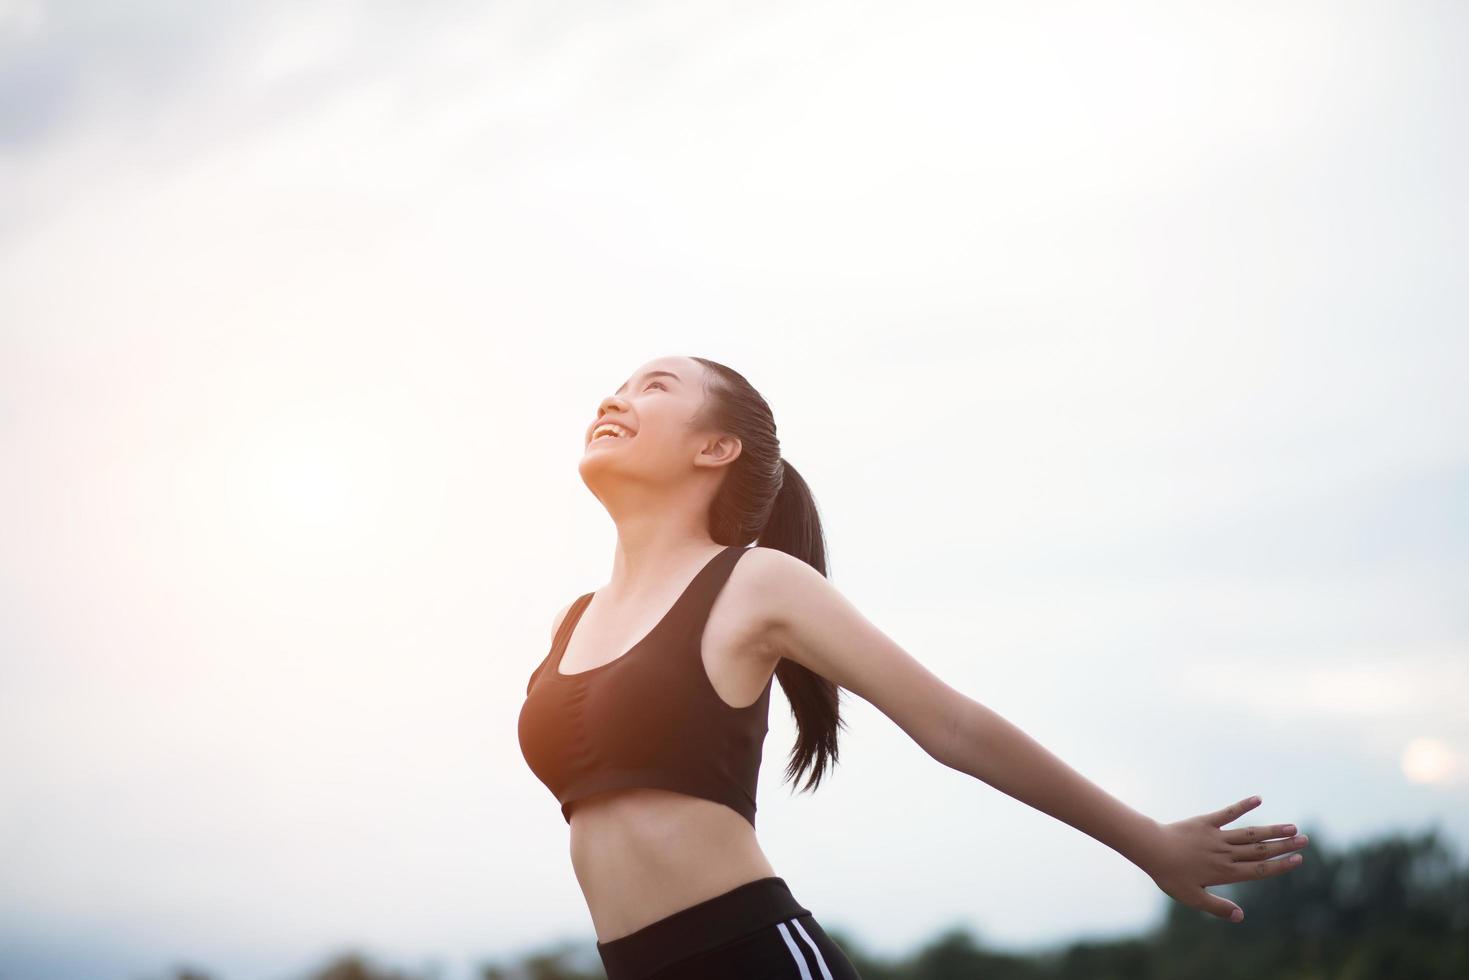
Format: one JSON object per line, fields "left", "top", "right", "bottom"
{"left": 1140, "top": 795, "right": 1309, "bottom": 923}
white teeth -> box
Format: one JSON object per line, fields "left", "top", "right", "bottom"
{"left": 592, "top": 422, "right": 632, "bottom": 441}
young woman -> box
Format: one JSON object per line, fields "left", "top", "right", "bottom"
{"left": 518, "top": 355, "right": 1310, "bottom": 980}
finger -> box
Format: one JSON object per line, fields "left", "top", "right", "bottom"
{"left": 1206, "top": 794, "right": 1262, "bottom": 828}
{"left": 1228, "top": 832, "right": 1309, "bottom": 862}
{"left": 1198, "top": 888, "right": 1245, "bottom": 923}
{"left": 1230, "top": 852, "right": 1305, "bottom": 882}
{"left": 1221, "top": 823, "right": 1297, "bottom": 845}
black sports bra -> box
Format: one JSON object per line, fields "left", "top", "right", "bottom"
{"left": 516, "top": 545, "right": 774, "bottom": 827}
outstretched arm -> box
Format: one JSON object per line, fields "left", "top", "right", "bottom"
{"left": 748, "top": 547, "right": 1309, "bottom": 923}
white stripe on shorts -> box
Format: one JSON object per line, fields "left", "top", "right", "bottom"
{"left": 775, "top": 919, "right": 813, "bottom": 980}
{"left": 789, "top": 916, "right": 836, "bottom": 980}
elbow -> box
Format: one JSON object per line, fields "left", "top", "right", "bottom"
{"left": 932, "top": 689, "right": 976, "bottom": 771}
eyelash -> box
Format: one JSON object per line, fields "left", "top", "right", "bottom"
{"left": 645, "top": 382, "right": 666, "bottom": 391}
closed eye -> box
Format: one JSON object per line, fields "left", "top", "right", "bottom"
{"left": 645, "top": 381, "right": 666, "bottom": 391}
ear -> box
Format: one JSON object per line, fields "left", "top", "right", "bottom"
{"left": 694, "top": 433, "right": 742, "bottom": 469}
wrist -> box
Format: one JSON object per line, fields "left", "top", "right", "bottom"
{"left": 1115, "top": 811, "right": 1163, "bottom": 872}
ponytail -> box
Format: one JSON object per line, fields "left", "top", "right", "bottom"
{"left": 756, "top": 457, "right": 845, "bottom": 794}
{"left": 690, "top": 355, "right": 847, "bottom": 796}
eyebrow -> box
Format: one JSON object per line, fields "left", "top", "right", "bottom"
{"left": 615, "top": 370, "right": 682, "bottom": 395}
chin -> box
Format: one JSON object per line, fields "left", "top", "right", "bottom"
{"left": 578, "top": 453, "right": 620, "bottom": 480}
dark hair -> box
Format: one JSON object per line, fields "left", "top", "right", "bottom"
{"left": 688, "top": 356, "right": 846, "bottom": 796}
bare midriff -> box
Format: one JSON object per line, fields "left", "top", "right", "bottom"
{"left": 567, "top": 787, "right": 780, "bottom": 943}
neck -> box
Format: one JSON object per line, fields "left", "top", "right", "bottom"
{"left": 602, "top": 520, "right": 723, "bottom": 600}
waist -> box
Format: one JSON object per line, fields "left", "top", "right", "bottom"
{"left": 568, "top": 789, "right": 778, "bottom": 943}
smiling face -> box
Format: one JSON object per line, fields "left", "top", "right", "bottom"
{"left": 579, "top": 355, "right": 741, "bottom": 491}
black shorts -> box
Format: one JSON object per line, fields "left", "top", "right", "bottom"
{"left": 595, "top": 875, "right": 863, "bottom": 979}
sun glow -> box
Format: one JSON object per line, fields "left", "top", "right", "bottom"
{"left": 1401, "top": 737, "right": 1458, "bottom": 786}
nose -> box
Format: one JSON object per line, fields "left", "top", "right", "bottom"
{"left": 596, "top": 394, "right": 627, "bottom": 420}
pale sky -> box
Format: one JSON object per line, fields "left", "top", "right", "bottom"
{"left": 2, "top": 1, "right": 1466, "bottom": 978}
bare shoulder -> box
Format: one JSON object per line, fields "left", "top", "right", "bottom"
{"left": 730, "top": 543, "right": 808, "bottom": 587}
{"left": 735, "top": 545, "right": 972, "bottom": 764}
{"left": 727, "top": 545, "right": 811, "bottom": 620}
{"left": 732, "top": 545, "right": 828, "bottom": 625}
{"left": 712, "top": 545, "right": 803, "bottom": 661}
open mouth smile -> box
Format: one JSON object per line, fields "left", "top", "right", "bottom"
{"left": 589, "top": 421, "right": 634, "bottom": 443}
